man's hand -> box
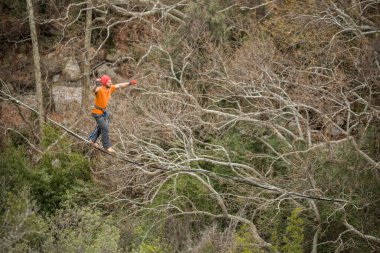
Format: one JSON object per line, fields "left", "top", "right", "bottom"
{"left": 129, "top": 80, "right": 137, "bottom": 85}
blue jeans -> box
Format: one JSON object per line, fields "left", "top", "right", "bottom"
{"left": 89, "top": 112, "right": 111, "bottom": 149}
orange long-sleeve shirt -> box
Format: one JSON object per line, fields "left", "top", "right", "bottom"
{"left": 91, "top": 85, "right": 116, "bottom": 115}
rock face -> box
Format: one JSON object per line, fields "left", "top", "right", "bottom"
{"left": 42, "top": 52, "right": 62, "bottom": 75}
{"left": 62, "top": 57, "right": 81, "bottom": 81}
{"left": 96, "top": 64, "right": 124, "bottom": 84}
{"left": 52, "top": 85, "right": 82, "bottom": 111}
{"left": 106, "top": 49, "right": 124, "bottom": 62}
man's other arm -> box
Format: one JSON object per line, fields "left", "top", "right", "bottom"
{"left": 114, "top": 80, "right": 137, "bottom": 89}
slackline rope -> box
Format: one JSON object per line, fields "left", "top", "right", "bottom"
{"left": 0, "top": 90, "right": 348, "bottom": 203}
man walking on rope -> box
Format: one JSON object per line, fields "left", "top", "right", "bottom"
{"left": 88, "top": 74, "right": 137, "bottom": 153}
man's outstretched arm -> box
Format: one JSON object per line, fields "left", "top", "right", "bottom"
{"left": 114, "top": 80, "right": 137, "bottom": 89}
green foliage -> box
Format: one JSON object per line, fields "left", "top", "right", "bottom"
{"left": 63, "top": 180, "right": 102, "bottom": 209}
{"left": 153, "top": 174, "right": 217, "bottom": 214}
{"left": 0, "top": 189, "right": 49, "bottom": 253}
{"left": 0, "top": 145, "right": 31, "bottom": 196}
{"left": 131, "top": 240, "right": 165, "bottom": 253}
{"left": 308, "top": 142, "right": 380, "bottom": 252}
{"left": 194, "top": 240, "right": 218, "bottom": 253}
{"left": 206, "top": 126, "right": 289, "bottom": 176}
{"left": 0, "top": 154, "right": 120, "bottom": 252}
{"left": 359, "top": 125, "right": 379, "bottom": 158}
{"left": 31, "top": 152, "right": 92, "bottom": 214}
{"left": 0, "top": 137, "right": 113, "bottom": 251}
{"left": 315, "top": 144, "right": 379, "bottom": 204}
{"left": 205, "top": 0, "right": 230, "bottom": 43}
{"left": 0, "top": 136, "right": 94, "bottom": 215}
{"left": 264, "top": 207, "right": 305, "bottom": 253}
{"left": 41, "top": 123, "right": 61, "bottom": 148}
{"left": 282, "top": 208, "right": 304, "bottom": 253}
{"left": 184, "top": 0, "right": 230, "bottom": 44}
{"left": 43, "top": 207, "right": 120, "bottom": 253}
{"left": 127, "top": 223, "right": 171, "bottom": 253}
{"left": 129, "top": 175, "right": 221, "bottom": 252}
{"left": 231, "top": 224, "right": 265, "bottom": 253}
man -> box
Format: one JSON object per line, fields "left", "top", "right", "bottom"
{"left": 88, "top": 74, "right": 137, "bottom": 153}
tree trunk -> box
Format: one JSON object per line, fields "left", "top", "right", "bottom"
{"left": 26, "top": 0, "right": 45, "bottom": 138}
{"left": 81, "top": 0, "right": 93, "bottom": 111}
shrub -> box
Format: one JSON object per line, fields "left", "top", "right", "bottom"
{"left": 0, "top": 144, "right": 31, "bottom": 195}
{"left": 43, "top": 207, "right": 121, "bottom": 253}
{"left": 232, "top": 224, "right": 265, "bottom": 253}
{"left": 31, "top": 152, "right": 91, "bottom": 214}
{"left": 282, "top": 207, "right": 304, "bottom": 253}
{"left": 0, "top": 189, "right": 48, "bottom": 252}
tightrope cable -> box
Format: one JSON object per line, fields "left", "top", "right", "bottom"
{"left": 0, "top": 90, "right": 348, "bottom": 203}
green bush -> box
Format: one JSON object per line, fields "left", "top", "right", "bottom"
{"left": 282, "top": 208, "right": 304, "bottom": 253}
{"left": 0, "top": 135, "right": 95, "bottom": 215}
{"left": 131, "top": 241, "right": 165, "bottom": 253}
{"left": 128, "top": 223, "right": 172, "bottom": 253}
{"left": 266, "top": 207, "right": 305, "bottom": 253}
{"left": 0, "top": 145, "right": 31, "bottom": 195}
{"left": 232, "top": 224, "right": 265, "bottom": 253}
{"left": 152, "top": 174, "right": 217, "bottom": 213}
{"left": 43, "top": 207, "right": 121, "bottom": 253}
{"left": 31, "top": 152, "right": 91, "bottom": 214}
{"left": 41, "top": 124, "right": 63, "bottom": 149}
{"left": 0, "top": 189, "right": 48, "bottom": 252}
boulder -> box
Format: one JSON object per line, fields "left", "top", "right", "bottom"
{"left": 42, "top": 52, "right": 62, "bottom": 75}
{"left": 53, "top": 74, "right": 60, "bottom": 82}
{"left": 330, "top": 126, "right": 343, "bottom": 138}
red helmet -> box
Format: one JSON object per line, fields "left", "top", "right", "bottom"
{"left": 100, "top": 75, "right": 111, "bottom": 85}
